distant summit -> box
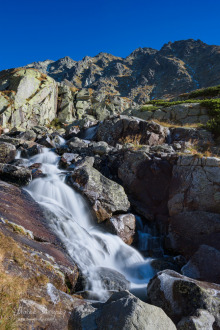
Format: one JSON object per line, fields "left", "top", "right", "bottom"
{"left": 25, "top": 39, "right": 220, "bottom": 102}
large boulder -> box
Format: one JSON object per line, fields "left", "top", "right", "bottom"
{"left": 69, "top": 290, "right": 176, "bottom": 330}
{"left": 168, "top": 155, "right": 220, "bottom": 216}
{"left": 0, "top": 142, "right": 16, "bottom": 163}
{"left": 147, "top": 270, "right": 220, "bottom": 327}
{"left": 96, "top": 115, "right": 169, "bottom": 147}
{"left": 0, "top": 68, "right": 58, "bottom": 129}
{"left": 118, "top": 149, "right": 174, "bottom": 220}
{"left": 68, "top": 165, "right": 130, "bottom": 222}
{"left": 181, "top": 245, "right": 220, "bottom": 284}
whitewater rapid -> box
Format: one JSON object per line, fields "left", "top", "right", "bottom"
{"left": 24, "top": 144, "right": 155, "bottom": 300}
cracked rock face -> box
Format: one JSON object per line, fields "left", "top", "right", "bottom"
{"left": 168, "top": 155, "right": 220, "bottom": 216}
{"left": 167, "top": 155, "right": 220, "bottom": 257}
{"left": 68, "top": 164, "right": 130, "bottom": 222}
{"left": 0, "top": 68, "right": 58, "bottom": 129}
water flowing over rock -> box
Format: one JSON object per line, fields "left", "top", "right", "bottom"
{"left": 0, "top": 180, "right": 78, "bottom": 280}
{"left": 24, "top": 148, "right": 154, "bottom": 301}
{"left": 68, "top": 164, "right": 130, "bottom": 222}
{"left": 69, "top": 291, "right": 176, "bottom": 330}
{"left": 147, "top": 270, "right": 220, "bottom": 327}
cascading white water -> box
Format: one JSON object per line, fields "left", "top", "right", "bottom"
{"left": 24, "top": 148, "right": 155, "bottom": 300}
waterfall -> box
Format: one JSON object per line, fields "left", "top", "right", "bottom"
{"left": 24, "top": 148, "right": 155, "bottom": 301}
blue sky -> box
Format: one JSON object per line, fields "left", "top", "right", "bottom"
{"left": 1, "top": 0, "right": 220, "bottom": 70}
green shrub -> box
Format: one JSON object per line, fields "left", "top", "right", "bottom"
{"left": 180, "top": 85, "right": 220, "bottom": 99}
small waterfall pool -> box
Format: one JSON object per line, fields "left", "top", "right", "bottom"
{"left": 22, "top": 145, "right": 157, "bottom": 301}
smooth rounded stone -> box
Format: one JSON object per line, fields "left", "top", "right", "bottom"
{"left": 105, "top": 214, "right": 135, "bottom": 245}
{"left": 68, "top": 164, "right": 130, "bottom": 222}
{"left": 69, "top": 291, "right": 176, "bottom": 330}
{"left": 18, "top": 129, "right": 37, "bottom": 141}
{"left": 177, "top": 309, "right": 215, "bottom": 330}
{"left": 181, "top": 245, "right": 220, "bottom": 284}
{"left": 0, "top": 163, "right": 32, "bottom": 185}
{"left": 147, "top": 269, "right": 220, "bottom": 326}
{"left": 95, "top": 267, "right": 130, "bottom": 291}
{"left": 0, "top": 142, "right": 16, "bottom": 163}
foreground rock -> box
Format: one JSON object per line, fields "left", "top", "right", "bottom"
{"left": 181, "top": 245, "right": 220, "bottom": 284}
{"left": 68, "top": 165, "right": 130, "bottom": 222}
{"left": 147, "top": 270, "right": 220, "bottom": 327}
{"left": 69, "top": 291, "right": 176, "bottom": 330}
{"left": 96, "top": 115, "right": 169, "bottom": 146}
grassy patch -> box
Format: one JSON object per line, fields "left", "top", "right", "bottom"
{"left": 180, "top": 85, "right": 220, "bottom": 99}
{"left": 140, "top": 105, "right": 160, "bottom": 112}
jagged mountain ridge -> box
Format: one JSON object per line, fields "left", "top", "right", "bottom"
{"left": 26, "top": 39, "right": 220, "bottom": 103}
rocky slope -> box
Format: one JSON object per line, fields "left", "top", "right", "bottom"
{"left": 0, "top": 54, "right": 220, "bottom": 329}
{"left": 24, "top": 39, "right": 220, "bottom": 102}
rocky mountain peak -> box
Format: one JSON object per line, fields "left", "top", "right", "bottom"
{"left": 20, "top": 39, "right": 220, "bottom": 102}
